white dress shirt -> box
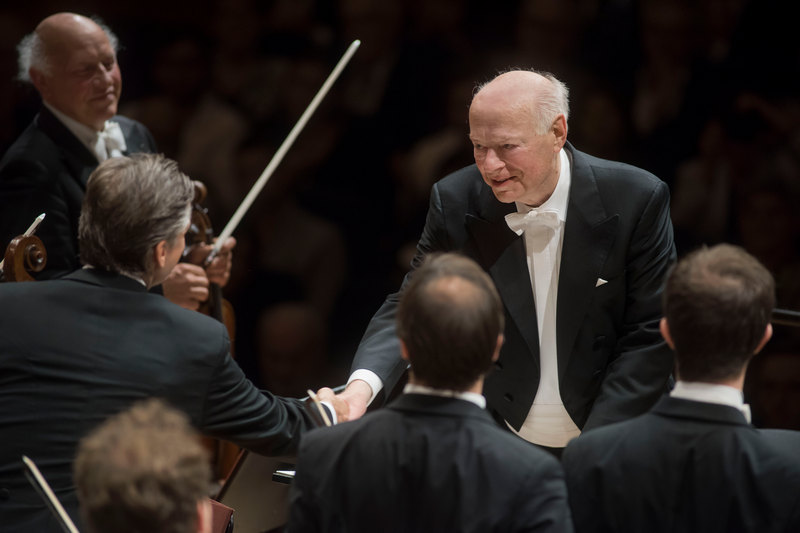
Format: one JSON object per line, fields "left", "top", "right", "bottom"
{"left": 504, "top": 148, "right": 581, "bottom": 448}
{"left": 404, "top": 383, "right": 487, "bottom": 408}
{"left": 670, "top": 380, "right": 751, "bottom": 422}
{"left": 45, "top": 103, "right": 127, "bottom": 162}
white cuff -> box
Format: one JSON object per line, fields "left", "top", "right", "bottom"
{"left": 318, "top": 400, "right": 337, "bottom": 425}
{"left": 347, "top": 369, "right": 383, "bottom": 406}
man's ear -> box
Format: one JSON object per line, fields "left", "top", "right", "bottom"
{"left": 660, "top": 318, "right": 675, "bottom": 349}
{"left": 29, "top": 68, "right": 49, "bottom": 99}
{"left": 491, "top": 334, "right": 504, "bottom": 362}
{"left": 399, "top": 339, "right": 410, "bottom": 362}
{"left": 754, "top": 323, "right": 773, "bottom": 354}
{"left": 196, "top": 499, "right": 212, "bottom": 533}
{"left": 552, "top": 114, "right": 568, "bottom": 150}
{"left": 154, "top": 240, "right": 168, "bottom": 269}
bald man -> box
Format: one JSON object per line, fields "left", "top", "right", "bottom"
{"left": 0, "top": 13, "right": 232, "bottom": 309}
{"left": 340, "top": 69, "right": 676, "bottom": 453}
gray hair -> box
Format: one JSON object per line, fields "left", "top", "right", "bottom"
{"left": 475, "top": 69, "right": 570, "bottom": 134}
{"left": 16, "top": 16, "right": 119, "bottom": 82}
{"left": 79, "top": 154, "right": 193, "bottom": 279}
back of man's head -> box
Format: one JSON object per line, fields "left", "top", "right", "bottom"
{"left": 663, "top": 244, "right": 775, "bottom": 382}
{"left": 396, "top": 253, "right": 504, "bottom": 390}
{"left": 78, "top": 153, "right": 192, "bottom": 280}
{"left": 74, "top": 399, "right": 211, "bottom": 533}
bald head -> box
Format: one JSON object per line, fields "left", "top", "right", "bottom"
{"left": 18, "top": 12, "right": 121, "bottom": 130}
{"left": 19, "top": 13, "right": 118, "bottom": 81}
{"left": 470, "top": 70, "right": 569, "bottom": 135}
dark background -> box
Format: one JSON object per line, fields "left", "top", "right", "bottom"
{"left": 2, "top": 0, "right": 798, "bottom": 429}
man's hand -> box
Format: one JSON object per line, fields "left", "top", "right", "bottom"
{"left": 315, "top": 387, "right": 350, "bottom": 424}
{"left": 335, "top": 380, "right": 372, "bottom": 421}
{"left": 186, "top": 237, "right": 236, "bottom": 287}
{"left": 162, "top": 263, "right": 210, "bottom": 310}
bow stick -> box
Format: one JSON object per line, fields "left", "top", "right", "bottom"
{"left": 23, "top": 455, "right": 81, "bottom": 533}
{"left": 204, "top": 39, "right": 361, "bottom": 266}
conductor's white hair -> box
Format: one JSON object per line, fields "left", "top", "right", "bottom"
{"left": 16, "top": 17, "right": 119, "bottom": 83}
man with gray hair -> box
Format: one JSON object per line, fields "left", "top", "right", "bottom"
{"left": 339, "top": 69, "right": 676, "bottom": 455}
{"left": 0, "top": 154, "right": 344, "bottom": 532}
{"left": 0, "top": 12, "right": 232, "bottom": 310}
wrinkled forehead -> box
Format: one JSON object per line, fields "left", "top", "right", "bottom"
{"left": 39, "top": 19, "right": 113, "bottom": 64}
{"left": 468, "top": 95, "right": 534, "bottom": 138}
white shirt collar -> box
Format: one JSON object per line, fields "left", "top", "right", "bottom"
{"left": 45, "top": 102, "right": 101, "bottom": 144}
{"left": 403, "top": 383, "right": 486, "bottom": 409}
{"left": 670, "top": 380, "right": 751, "bottom": 422}
{"left": 514, "top": 148, "right": 571, "bottom": 222}
{"left": 44, "top": 103, "right": 125, "bottom": 162}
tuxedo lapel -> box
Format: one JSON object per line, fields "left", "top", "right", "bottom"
{"left": 465, "top": 188, "right": 540, "bottom": 359}
{"left": 557, "top": 146, "right": 618, "bottom": 378}
{"left": 117, "top": 117, "right": 150, "bottom": 155}
{"left": 36, "top": 107, "right": 98, "bottom": 188}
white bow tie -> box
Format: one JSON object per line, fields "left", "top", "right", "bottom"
{"left": 504, "top": 209, "right": 560, "bottom": 236}
{"left": 96, "top": 121, "right": 127, "bottom": 161}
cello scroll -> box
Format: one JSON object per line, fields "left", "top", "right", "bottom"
{"left": 0, "top": 213, "right": 47, "bottom": 283}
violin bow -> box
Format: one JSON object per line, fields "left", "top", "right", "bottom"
{"left": 22, "top": 455, "right": 81, "bottom": 533}
{"left": 204, "top": 39, "right": 361, "bottom": 266}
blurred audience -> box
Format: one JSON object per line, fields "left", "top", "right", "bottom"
{"left": 3, "top": 0, "right": 798, "bottom": 428}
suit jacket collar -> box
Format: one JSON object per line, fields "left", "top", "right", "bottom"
{"left": 651, "top": 395, "right": 751, "bottom": 427}
{"left": 464, "top": 143, "right": 619, "bottom": 373}
{"left": 36, "top": 106, "right": 99, "bottom": 171}
{"left": 35, "top": 107, "right": 138, "bottom": 188}
{"left": 388, "top": 393, "right": 495, "bottom": 424}
{"left": 63, "top": 268, "right": 148, "bottom": 293}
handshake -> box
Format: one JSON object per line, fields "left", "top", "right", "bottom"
{"left": 307, "top": 380, "right": 373, "bottom": 425}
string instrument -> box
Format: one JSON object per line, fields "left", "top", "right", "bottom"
{"left": 186, "top": 181, "right": 242, "bottom": 482}
{"left": 0, "top": 214, "right": 47, "bottom": 283}
{"left": 187, "top": 181, "right": 236, "bottom": 349}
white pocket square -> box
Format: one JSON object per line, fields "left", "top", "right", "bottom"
{"left": 595, "top": 278, "right": 608, "bottom": 287}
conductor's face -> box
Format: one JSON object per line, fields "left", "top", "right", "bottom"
{"left": 31, "top": 14, "right": 122, "bottom": 131}
{"left": 469, "top": 71, "right": 566, "bottom": 207}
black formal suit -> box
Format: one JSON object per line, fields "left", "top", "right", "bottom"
{"left": 352, "top": 143, "right": 676, "bottom": 431}
{"left": 0, "top": 107, "right": 156, "bottom": 278}
{"left": 287, "top": 393, "right": 573, "bottom": 533}
{"left": 562, "top": 396, "right": 800, "bottom": 532}
{"left": 0, "top": 269, "right": 322, "bottom": 532}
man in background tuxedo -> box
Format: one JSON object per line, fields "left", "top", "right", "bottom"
{"left": 0, "top": 12, "right": 232, "bottom": 310}
{"left": 339, "top": 69, "right": 676, "bottom": 453}
{"left": 0, "top": 154, "right": 344, "bottom": 532}
{"left": 288, "top": 253, "right": 572, "bottom": 533}
{"left": 562, "top": 244, "right": 800, "bottom": 532}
